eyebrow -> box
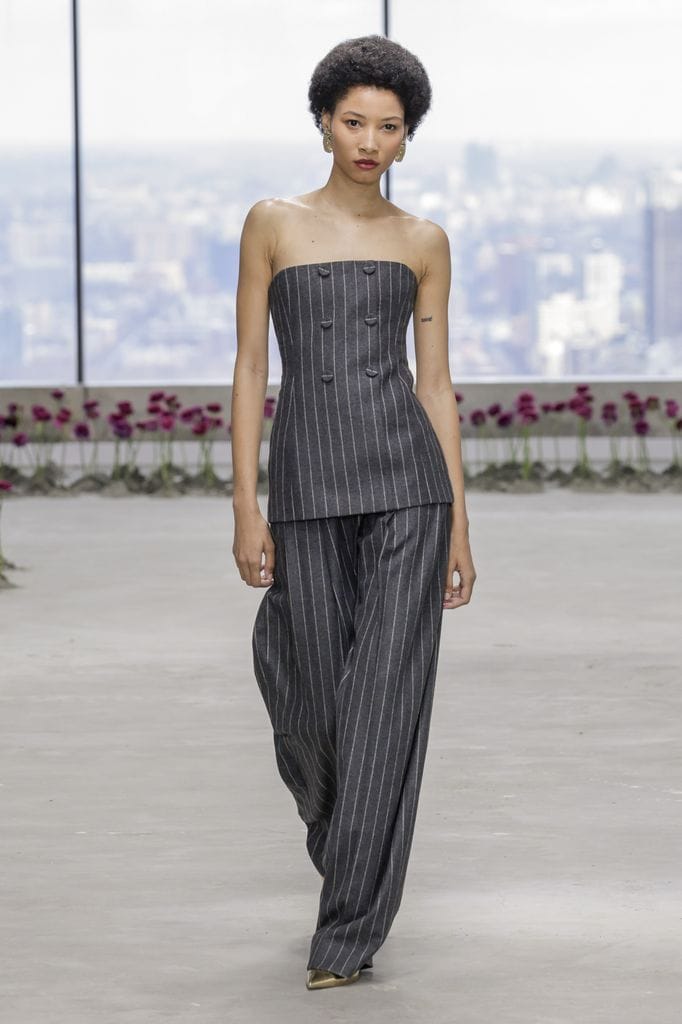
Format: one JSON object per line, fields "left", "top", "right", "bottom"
{"left": 340, "top": 110, "right": 403, "bottom": 121}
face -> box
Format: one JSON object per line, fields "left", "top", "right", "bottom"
{"left": 322, "top": 85, "right": 406, "bottom": 177}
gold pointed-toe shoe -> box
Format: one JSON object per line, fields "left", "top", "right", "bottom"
{"left": 306, "top": 968, "right": 361, "bottom": 990}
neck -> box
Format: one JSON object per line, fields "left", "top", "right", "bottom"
{"left": 317, "top": 163, "right": 386, "bottom": 219}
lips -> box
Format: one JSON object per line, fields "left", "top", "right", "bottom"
{"left": 355, "top": 160, "right": 378, "bottom": 168}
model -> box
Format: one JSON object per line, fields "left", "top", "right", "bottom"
{"left": 230, "top": 33, "right": 476, "bottom": 991}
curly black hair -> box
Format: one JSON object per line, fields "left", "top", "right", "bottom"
{"left": 308, "top": 34, "right": 432, "bottom": 142}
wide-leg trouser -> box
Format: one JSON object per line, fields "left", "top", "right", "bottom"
{"left": 251, "top": 501, "right": 452, "bottom": 978}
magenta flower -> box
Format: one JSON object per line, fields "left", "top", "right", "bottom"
{"left": 55, "top": 408, "right": 72, "bottom": 424}
{"left": 74, "top": 422, "right": 90, "bottom": 439}
{"left": 645, "top": 395, "right": 659, "bottom": 411}
{"left": 622, "top": 390, "right": 639, "bottom": 402}
{"left": 192, "top": 420, "right": 209, "bottom": 436}
{"left": 664, "top": 399, "right": 679, "bottom": 419}
{"left": 497, "top": 412, "right": 513, "bottom": 428}
{"left": 601, "top": 402, "right": 618, "bottom": 424}
{"left": 553, "top": 401, "right": 566, "bottom": 412}
{"left": 575, "top": 384, "right": 592, "bottom": 395}
{"left": 31, "top": 404, "right": 51, "bottom": 422}
{"left": 116, "top": 400, "right": 134, "bottom": 416}
{"left": 0, "top": 480, "right": 13, "bottom": 492}
{"left": 470, "top": 409, "right": 487, "bottom": 426}
{"left": 634, "top": 419, "right": 650, "bottom": 436}
{"left": 487, "top": 402, "right": 502, "bottom": 416}
{"left": 112, "top": 420, "right": 133, "bottom": 439}
{"left": 50, "top": 389, "right": 65, "bottom": 400}
{"left": 628, "top": 400, "right": 645, "bottom": 419}
{"left": 264, "top": 397, "right": 277, "bottom": 419}
{"left": 12, "top": 432, "right": 28, "bottom": 447}
{"left": 147, "top": 402, "right": 162, "bottom": 414}
{"left": 149, "top": 390, "right": 165, "bottom": 402}
{"left": 206, "top": 402, "right": 222, "bottom": 413}
{"left": 159, "top": 412, "right": 175, "bottom": 431}
{"left": 575, "top": 405, "right": 593, "bottom": 421}
{"left": 454, "top": 391, "right": 464, "bottom": 403}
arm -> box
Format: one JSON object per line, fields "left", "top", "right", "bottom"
{"left": 412, "top": 222, "right": 476, "bottom": 608}
{"left": 230, "top": 199, "right": 277, "bottom": 588}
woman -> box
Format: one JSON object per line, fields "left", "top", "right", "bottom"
{"left": 231, "top": 34, "right": 476, "bottom": 990}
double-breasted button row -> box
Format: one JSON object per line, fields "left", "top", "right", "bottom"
{"left": 320, "top": 367, "right": 379, "bottom": 381}
{"left": 318, "top": 261, "right": 378, "bottom": 381}
{"left": 317, "top": 263, "right": 376, "bottom": 275}
{"left": 319, "top": 315, "right": 377, "bottom": 328}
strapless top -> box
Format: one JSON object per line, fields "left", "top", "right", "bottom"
{"left": 266, "top": 259, "right": 454, "bottom": 522}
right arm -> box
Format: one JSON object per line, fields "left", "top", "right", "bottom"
{"left": 231, "top": 199, "right": 277, "bottom": 587}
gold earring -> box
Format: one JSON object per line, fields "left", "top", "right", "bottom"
{"left": 322, "top": 127, "right": 333, "bottom": 153}
{"left": 394, "top": 138, "right": 406, "bottom": 163}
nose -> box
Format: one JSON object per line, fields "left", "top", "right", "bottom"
{"left": 358, "top": 131, "right": 379, "bottom": 155}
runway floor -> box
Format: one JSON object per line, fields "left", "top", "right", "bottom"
{"left": 1, "top": 490, "right": 680, "bottom": 1023}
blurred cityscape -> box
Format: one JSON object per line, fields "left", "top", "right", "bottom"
{"left": 1, "top": 140, "right": 681, "bottom": 384}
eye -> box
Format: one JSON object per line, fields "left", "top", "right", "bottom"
{"left": 345, "top": 119, "right": 360, "bottom": 128}
{"left": 383, "top": 124, "right": 398, "bottom": 131}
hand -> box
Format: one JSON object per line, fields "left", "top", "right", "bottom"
{"left": 233, "top": 510, "right": 276, "bottom": 587}
{"left": 443, "top": 534, "right": 476, "bottom": 609}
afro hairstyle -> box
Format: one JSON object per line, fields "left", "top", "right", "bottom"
{"left": 308, "top": 34, "right": 432, "bottom": 142}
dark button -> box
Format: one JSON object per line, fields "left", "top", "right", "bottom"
{"left": 317, "top": 266, "right": 330, "bottom": 276}
{"left": 320, "top": 319, "right": 333, "bottom": 328}
{"left": 321, "top": 372, "right": 334, "bottom": 382}
{"left": 362, "top": 264, "right": 376, "bottom": 275}
{"left": 365, "top": 367, "right": 378, "bottom": 377}
{"left": 364, "top": 315, "right": 378, "bottom": 325}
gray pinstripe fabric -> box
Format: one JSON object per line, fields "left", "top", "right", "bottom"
{"left": 266, "top": 259, "right": 454, "bottom": 522}
{"left": 252, "top": 502, "right": 452, "bottom": 977}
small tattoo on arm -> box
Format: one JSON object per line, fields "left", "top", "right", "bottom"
{"left": 420, "top": 315, "right": 433, "bottom": 322}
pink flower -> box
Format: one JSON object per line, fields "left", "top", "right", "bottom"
{"left": 159, "top": 412, "right": 175, "bottom": 431}
{"left": 74, "top": 422, "right": 90, "bottom": 439}
{"left": 497, "top": 412, "right": 513, "bottom": 428}
{"left": 664, "top": 399, "right": 679, "bottom": 418}
{"left": 470, "top": 409, "right": 486, "bottom": 426}
{"left": 31, "top": 404, "right": 51, "bottom": 422}
{"left": 50, "top": 389, "right": 64, "bottom": 400}
{"left": 206, "top": 402, "right": 222, "bottom": 413}
{"left": 13, "top": 432, "right": 28, "bottom": 446}
{"left": 487, "top": 402, "right": 502, "bottom": 416}
{"left": 634, "top": 419, "right": 650, "bottom": 436}
{"left": 601, "top": 402, "right": 618, "bottom": 424}
{"left": 117, "top": 401, "right": 134, "bottom": 416}
{"left": 149, "top": 390, "right": 165, "bottom": 402}
{"left": 0, "top": 479, "right": 13, "bottom": 492}
{"left": 454, "top": 391, "right": 464, "bottom": 403}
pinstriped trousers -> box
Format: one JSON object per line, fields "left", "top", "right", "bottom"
{"left": 251, "top": 501, "right": 452, "bottom": 978}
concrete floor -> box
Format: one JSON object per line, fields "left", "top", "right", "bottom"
{"left": 1, "top": 490, "right": 680, "bottom": 1024}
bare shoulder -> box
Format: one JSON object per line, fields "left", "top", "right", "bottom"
{"left": 388, "top": 205, "right": 450, "bottom": 281}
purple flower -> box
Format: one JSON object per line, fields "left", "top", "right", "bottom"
{"left": 645, "top": 395, "right": 659, "bottom": 411}
{"left": 31, "top": 404, "right": 51, "bottom": 422}
{"left": 575, "top": 405, "right": 593, "bottom": 421}
{"left": 0, "top": 479, "right": 13, "bottom": 492}
{"left": 487, "top": 402, "right": 502, "bottom": 416}
{"left": 454, "top": 391, "right": 464, "bottom": 403}
{"left": 622, "top": 390, "right": 639, "bottom": 402}
{"left": 149, "top": 390, "right": 165, "bottom": 402}
{"left": 497, "top": 412, "right": 513, "bottom": 428}
{"left": 540, "top": 402, "right": 553, "bottom": 414}
{"left": 55, "top": 408, "right": 72, "bottom": 424}
{"left": 50, "top": 388, "right": 64, "bottom": 400}
{"left": 13, "top": 432, "right": 28, "bottom": 446}
{"left": 575, "top": 384, "right": 592, "bottom": 395}
{"left": 264, "top": 397, "right": 277, "bottom": 419}
{"left": 629, "top": 400, "right": 645, "bottom": 419}
{"left": 192, "top": 420, "right": 209, "bottom": 436}
{"left": 601, "top": 402, "right": 618, "bottom": 424}
{"left": 112, "top": 420, "right": 132, "bottom": 439}
{"left": 206, "top": 402, "right": 222, "bottom": 413}
{"left": 117, "top": 400, "right": 134, "bottom": 416}
{"left": 553, "top": 401, "right": 566, "bottom": 412}
{"left": 470, "top": 408, "right": 487, "bottom": 426}
{"left": 634, "top": 418, "right": 650, "bottom": 436}
{"left": 159, "top": 412, "right": 175, "bottom": 431}
{"left": 74, "top": 422, "right": 90, "bottom": 439}
{"left": 664, "top": 399, "right": 679, "bottom": 419}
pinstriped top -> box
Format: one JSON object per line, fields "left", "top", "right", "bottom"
{"left": 266, "top": 259, "right": 454, "bottom": 522}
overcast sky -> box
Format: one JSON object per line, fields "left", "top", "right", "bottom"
{"left": 1, "top": 0, "right": 681, "bottom": 147}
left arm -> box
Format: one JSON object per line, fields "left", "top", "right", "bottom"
{"left": 412, "top": 222, "right": 476, "bottom": 608}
